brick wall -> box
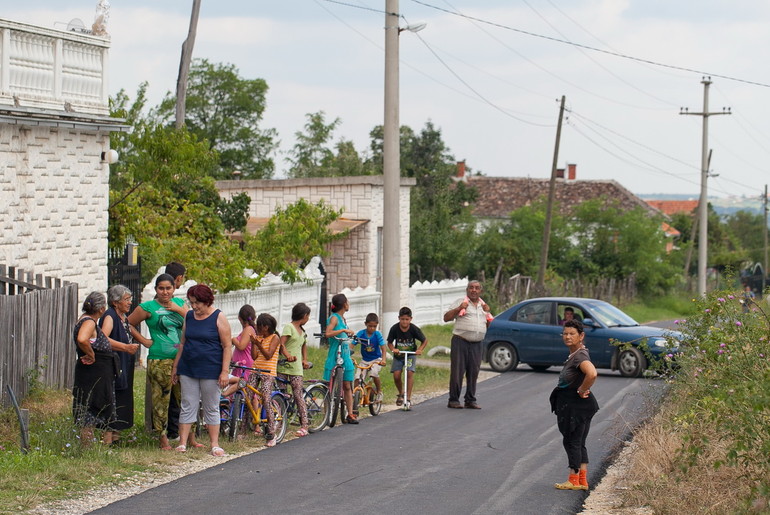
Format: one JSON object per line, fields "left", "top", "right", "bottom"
{"left": 0, "top": 124, "right": 110, "bottom": 296}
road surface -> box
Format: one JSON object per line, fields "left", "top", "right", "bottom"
{"left": 94, "top": 367, "right": 662, "bottom": 515}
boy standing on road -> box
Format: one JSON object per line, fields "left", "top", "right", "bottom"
{"left": 387, "top": 307, "right": 428, "bottom": 411}
{"left": 354, "top": 313, "right": 388, "bottom": 401}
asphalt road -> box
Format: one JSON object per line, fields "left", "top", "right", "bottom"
{"left": 93, "top": 367, "right": 663, "bottom": 515}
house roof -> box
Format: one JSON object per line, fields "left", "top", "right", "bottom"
{"left": 468, "top": 177, "right": 662, "bottom": 219}
{"left": 228, "top": 217, "right": 369, "bottom": 241}
{"left": 644, "top": 199, "right": 699, "bottom": 216}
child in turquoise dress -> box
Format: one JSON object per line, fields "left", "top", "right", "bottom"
{"left": 323, "top": 293, "right": 358, "bottom": 424}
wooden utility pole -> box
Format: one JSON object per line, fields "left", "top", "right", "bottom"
{"left": 175, "top": 0, "right": 202, "bottom": 129}
{"left": 536, "top": 95, "right": 566, "bottom": 292}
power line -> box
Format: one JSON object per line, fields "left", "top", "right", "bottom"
{"left": 408, "top": 0, "right": 770, "bottom": 89}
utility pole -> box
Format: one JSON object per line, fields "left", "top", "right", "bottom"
{"left": 536, "top": 95, "right": 566, "bottom": 292}
{"left": 382, "top": 0, "right": 401, "bottom": 329}
{"left": 680, "top": 78, "right": 730, "bottom": 296}
{"left": 175, "top": 0, "right": 202, "bottom": 129}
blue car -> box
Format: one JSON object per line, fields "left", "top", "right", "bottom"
{"left": 481, "top": 297, "right": 680, "bottom": 377}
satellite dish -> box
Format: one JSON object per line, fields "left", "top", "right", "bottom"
{"left": 66, "top": 18, "right": 87, "bottom": 33}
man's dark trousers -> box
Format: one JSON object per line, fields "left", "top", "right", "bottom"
{"left": 449, "top": 335, "right": 482, "bottom": 404}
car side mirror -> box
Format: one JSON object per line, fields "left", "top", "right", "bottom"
{"left": 581, "top": 318, "right": 597, "bottom": 328}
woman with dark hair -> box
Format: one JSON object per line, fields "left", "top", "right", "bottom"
{"left": 550, "top": 319, "right": 599, "bottom": 491}
{"left": 128, "top": 273, "right": 190, "bottom": 450}
{"left": 172, "top": 284, "right": 232, "bottom": 456}
{"left": 72, "top": 291, "right": 116, "bottom": 446}
{"left": 324, "top": 293, "right": 358, "bottom": 424}
{"left": 99, "top": 285, "right": 143, "bottom": 444}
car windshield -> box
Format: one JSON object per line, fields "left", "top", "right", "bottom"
{"left": 587, "top": 302, "right": 639, "bottom": 327}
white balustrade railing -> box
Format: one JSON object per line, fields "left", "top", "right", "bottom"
{"left": 0, "top": 18, "right": 110, "bottom": 114}
{"left": 409, "top": 278, "right": 469, "bottom": 326}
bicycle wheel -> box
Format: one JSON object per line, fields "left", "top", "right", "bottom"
{"left": 329, "top": 368, "right": 343, "bottom": 427}
{"left": 303, "top": 383, "right": 329, "bottom": 433}
{"left": 352, "top": 389, "right": 362, "bottom": 417}
{"left": 271, "top": 394, "right": 288, "bottom": 443}
{"left": 195, "top": 401, "right": 204, "bottom": 438}
{"left": 228, "top": 393, "right": 243, "bottom": 441}
{"left": 368, "top": 388, "right": 382, "bottom": 416}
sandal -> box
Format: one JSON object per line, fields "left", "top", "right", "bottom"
{"left": 190, "top": 442, "right": 206, "bottom": 449}
{"left": 396, "top": 394, "right": 404, "bottom": 406}
{"left": 174, "top": 445, "right": 187, "bottom": 453}
{"left": 210, "top": 446, "right": 226, "bottom": 457}
{"left": 296, "top": 428, "right": 309, "bottom": 437}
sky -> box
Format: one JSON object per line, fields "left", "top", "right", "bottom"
{"left": 5, "top": 0, "right": 770, "bottom": 198}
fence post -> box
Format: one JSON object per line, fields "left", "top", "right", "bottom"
{"left": 6, "top": 385, "right": 30, "bottom": 453}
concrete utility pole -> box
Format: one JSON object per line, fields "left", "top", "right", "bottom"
{"left": 680, "top": 78, "right": 730, "bottom": 296}
{"left": 382, "top": 0, "right": 401, "bottom": 329}
{"left": 536, "top": 95, "right": 566, "bottom": 292}
{"left": 175, "top": 0, "right": 202, "bottom": 129}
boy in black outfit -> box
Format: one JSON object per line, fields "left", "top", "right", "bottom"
{"left": 387, "top": 306, "right": 428, "bottom": 411}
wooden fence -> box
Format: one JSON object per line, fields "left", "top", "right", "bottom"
{"left": 0, "top": 265, "right": 79, "bottom": 407}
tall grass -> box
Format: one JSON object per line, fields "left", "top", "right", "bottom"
{"left": 619, "top": 291, "right": 770, "bottom": 513}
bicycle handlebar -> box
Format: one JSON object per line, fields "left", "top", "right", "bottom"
{"left": 230, "top": 363, "right": 273, "bottom": 375}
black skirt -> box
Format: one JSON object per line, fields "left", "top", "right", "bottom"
{"left": 111, "top": 351, "right": 135, "bottom": 431}
{"left": 72, "top": 352, "right": 117, "bottom": 430}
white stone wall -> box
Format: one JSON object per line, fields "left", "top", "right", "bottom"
{"left": 0, "top": 125, "right": 110, "bottom": 295}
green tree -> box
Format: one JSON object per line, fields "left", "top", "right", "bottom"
{"left": 157, "top": 58, "right": 277, "bottom": 179}
{"left": 723, "top": 210, "right": 765, "bottom": 265}
{"left": 244, "top": 198, "right": 346, "bottom": 283}
{"left": 567, "top": 199, "right": 678, "bottom": 294}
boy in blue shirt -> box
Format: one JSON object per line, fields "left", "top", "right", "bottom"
{"left": 354, "top": 313, "right": 388, "bottom": 401}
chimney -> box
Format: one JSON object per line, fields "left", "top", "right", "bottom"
{"left": 567, "top": 163, "right": 576, "bottom": 181}
{"left": 556, "top": 168, "right": 565, "bottom": 179}
{"left": 456, "top": 160, "right": 466, "bottom": 179}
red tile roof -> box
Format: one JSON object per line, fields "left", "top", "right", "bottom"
{"left": 468, "top": 177, "right": 662, "bottom": 218}
{"left": 644, "top": 200, "right": 699, "bottom": 215}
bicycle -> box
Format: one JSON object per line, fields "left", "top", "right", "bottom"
{"left": 274, "top": 361, "right": 331, "bottom": 433}
{"left": 223, "top": 364, "right": 287, "bottom": 444}
{"left": 351, "top": 360, "right": 383, "bottom": 417}
{"left": 394, "top": 350, "right": 417, "bottom": 411}
{"left": 316, "top": 332, "right": 361, "bottom": 427}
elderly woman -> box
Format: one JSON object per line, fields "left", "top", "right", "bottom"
{"left": 171, "top": 284, "right": 231, "bottom": 456}
{"left": 99, "top": 285, "right": 143, "bottom": 444}
{"left": 72, "top": 292, "right": 117, "bottom": 446}
{"left": 549, "top": 319, "right": 599, "bottom": 491}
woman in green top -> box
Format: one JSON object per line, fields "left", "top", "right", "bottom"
{"left": 128, "top": 273, "right": 191, "bottom": 450}
{"left": 278, "top": 303, "right": 312, "bottom": 437}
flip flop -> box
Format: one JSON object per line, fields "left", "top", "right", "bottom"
{"left": 396, "top": 394, "right": 404, "bottom": 406}
{"left": 174, "top": 445, "right": 187, "bottom": 453}
{"left": 190, "top": 442, "right": 206, "bottom": 449}
{"left": 210, "top": 446, "right": 226, "bottom": 457}
{"left": 295, "top": 428, "right": 309, "bottom": 437}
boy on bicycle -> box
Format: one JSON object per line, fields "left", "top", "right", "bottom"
{"left": 354, "top": 313, "right": 388, "bottom": 401}
{"left": 387, "top": 306, "right": 428, "bottom": 410}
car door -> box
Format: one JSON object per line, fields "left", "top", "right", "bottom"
{"left": 576, "top": 305, "right": 613, "bottom": 368}
{"left": 512, "top": 301, "right": 561, "bottom": 364}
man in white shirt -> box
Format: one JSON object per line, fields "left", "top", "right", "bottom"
{"left": 443, "top": 280, "right": 493, "bottom": 409}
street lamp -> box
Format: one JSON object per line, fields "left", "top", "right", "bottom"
{"left": 382, "top": 1, "right": 425, "bottom": 328}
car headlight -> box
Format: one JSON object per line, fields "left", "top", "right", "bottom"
{"left": 650, "top": 337, "right": 668, "bottom": 348}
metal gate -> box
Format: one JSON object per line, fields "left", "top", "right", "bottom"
{"left": 108, "top": 243, "right": 142, "bottom": 312}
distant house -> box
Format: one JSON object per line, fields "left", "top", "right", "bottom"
{"left": 216, "top": 176, "right": 416, "bottom": 307}
{"left": 468, "top": 164, "right": 662, "bottom": 223}
{"left": 464, "top": 164, "right": 679, "bottom": 252}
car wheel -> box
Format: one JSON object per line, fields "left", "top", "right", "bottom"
{"left": 529, "top": 364, "right": 550, "bottom": 372}
{"left": 618, "top": 347, "right": 647, "bottom": 377}
{"left": 488, "top": 342, "right": 518, "bottom": 372}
